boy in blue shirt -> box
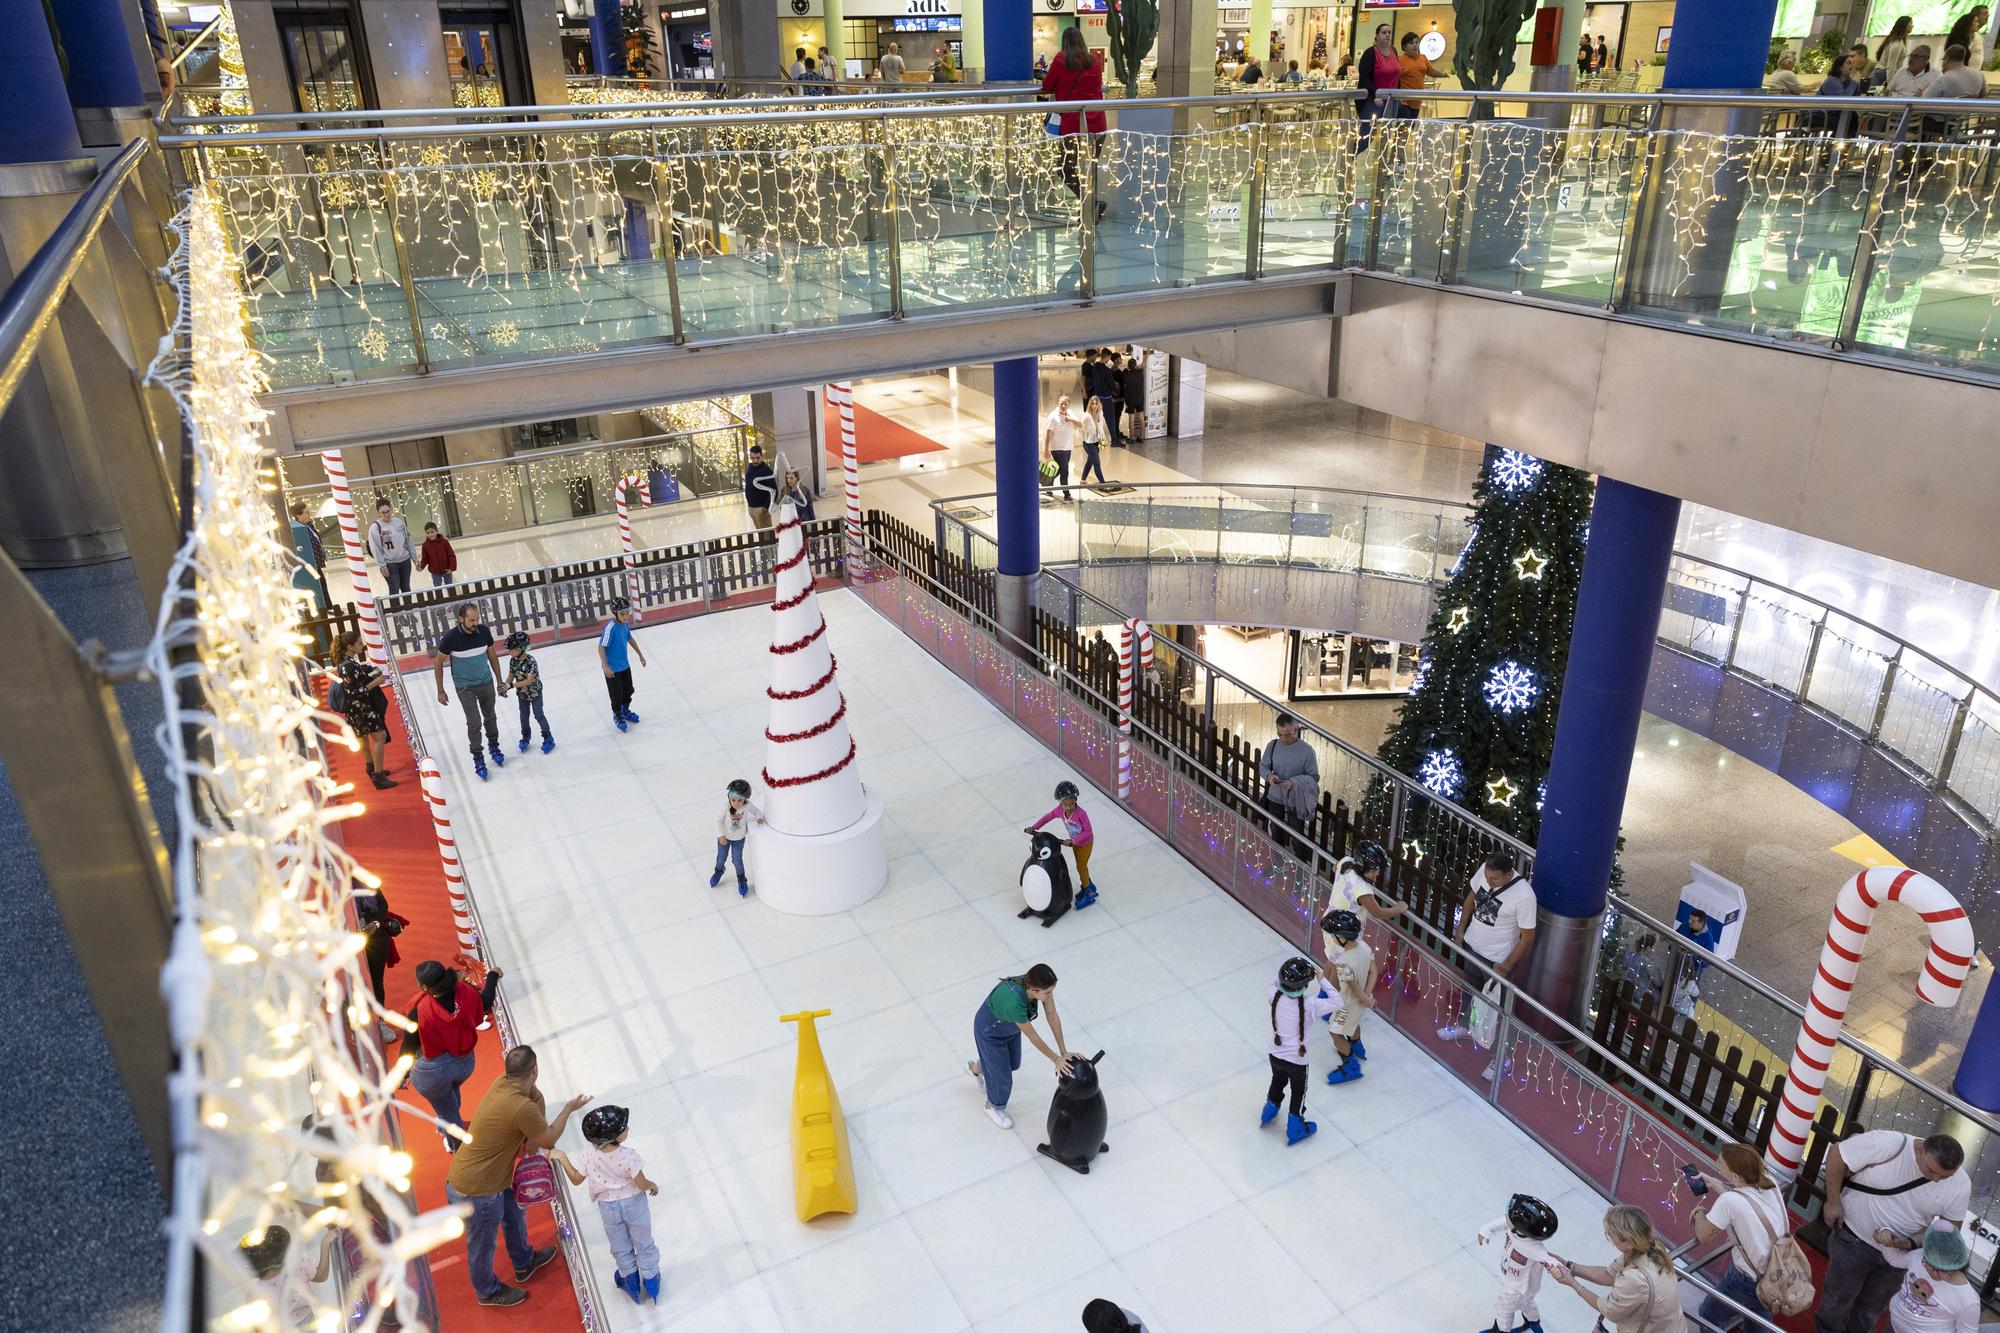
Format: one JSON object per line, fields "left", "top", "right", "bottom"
{"left": 598, "top": 596, "right": 649, "bottom": 732}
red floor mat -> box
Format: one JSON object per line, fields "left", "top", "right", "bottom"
{"left": 331, "top": 691, "right": 585, "bottom": 1333}
{"left": 822, "top": 396, "right": 947, "bottom": 464}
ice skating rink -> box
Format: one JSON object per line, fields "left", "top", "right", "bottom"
{"left": 408, "top": 591, "right": 1617, "bottom": 1332}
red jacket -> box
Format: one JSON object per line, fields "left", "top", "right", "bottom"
{"left": 419, "top": 533, "right": 457, "bottom": 574}
{"left": 411, "top": 980, "right": 486, "bottom": 1059}
{"left": 1042, "top": 53, "right": 1107, "bottom": 135}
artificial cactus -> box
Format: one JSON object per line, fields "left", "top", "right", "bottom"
{"left": 1106, "top": 0, "right": 1159, "bottom": 99}
{"left": 1452, "top": 0, "right": 1541, "bottom": 118}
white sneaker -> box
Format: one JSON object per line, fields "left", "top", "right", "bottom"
{"left": 966, "top": 1059, "right": 981, "bottom": 1084}
{"left": 1436, "top": 1024, "right": 1469, "bottom": 1041}
{"left": 983, "top": 1104, "right": 1014, "bottom": 1130}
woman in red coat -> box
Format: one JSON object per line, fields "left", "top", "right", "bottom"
{"left": 1041, "top": 27, "right": 1108, "bottom": 218}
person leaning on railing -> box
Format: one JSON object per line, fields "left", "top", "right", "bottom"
{"left": 1688, "top": 1143, "right": 1790, "bottom": 1330}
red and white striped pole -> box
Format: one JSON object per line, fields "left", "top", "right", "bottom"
{"left": 319, "top": 448, "right": 389, "bottom": 671}
{"left": 1117, "top": 618, "right": 1144, "bottom": 800}
{"left": 828, "top": 381, "right": 863, "bottom": 562}
{"left": 614, "top": 473, "right": 652, "bottom": 617}
{"left": 418, "top": 758, "right": 479, "bottom": 955}
{"left": 1764, "top": 867, "right": 1974, "bottom": 1175}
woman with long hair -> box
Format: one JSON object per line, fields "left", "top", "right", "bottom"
{"left": 967, "top": 963, "right": 1075, "bottom": 1129}
{"left": 1078, "top": 396, "right": 1108, "bottom": 487}
{"left": 334, "top": 629, "right": 396, "bottom": 788}
{"left": 1041, "top": 25, "right": 1107, "bottom": 218}
{"left": 1945, "top": 5, "right": 1990, "bottom": 69}
{"left": 1877, "top": 15, "right": 1915, "bottom": 74}
{"left": 1690, "top": 1143, "right": 1789, "bottom": 1329}
{"left": 1548, "top": 1205, "right": 1683, "bottom": 1331}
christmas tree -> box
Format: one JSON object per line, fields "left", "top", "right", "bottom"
{"left": 622, "top": 3, "right": 660, "bottom": 79}
{"left": 1374, "top": 446, "right": 1595, "bottom": 845}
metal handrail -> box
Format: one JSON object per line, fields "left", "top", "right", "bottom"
{"left": 280, "top": 423, "right": 757, "bottom": 493}
{"left": 0, "top": 138, "right": 151, "bottom": 406}
{"left": 169, "top": 13, "right": 227, "bottom": 72}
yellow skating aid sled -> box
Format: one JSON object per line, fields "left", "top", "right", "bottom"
{"left": 779, "top": 1008, "right": 857, "bottom": 1221}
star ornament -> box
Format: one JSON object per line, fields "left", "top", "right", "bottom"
{"left": 1513, "top": 549, "right": 1548, "bottom": 581}
{"left": 1401, "top": 839, "right": 1425, "bottom": 867}
{"left": 1485, "top": 775, "right": 1520, "bottom": 808}
{"left": 1446, "top": 605, "right": 1473, "bottom": 634}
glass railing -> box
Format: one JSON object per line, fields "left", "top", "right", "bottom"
{"left": 163, "top": 88, "right": 2000, "bottom": 389}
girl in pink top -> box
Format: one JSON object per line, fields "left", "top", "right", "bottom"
{"left": 1027, "top": 779, "right": 1098, "bottom": 909}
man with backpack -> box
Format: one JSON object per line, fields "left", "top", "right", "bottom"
{"left": 1814, "top": 1130, "right": 1970, "bottom": 1333}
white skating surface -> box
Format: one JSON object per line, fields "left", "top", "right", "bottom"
{"left": 410, "top": 592, "right": 1625, "bottom": 1333}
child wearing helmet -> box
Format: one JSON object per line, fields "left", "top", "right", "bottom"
{"left": 1261, "top": 955, "right": 1337, "bottom": 1146}
{"left": 1475, "top": 1193, "right": 1559, "bottom": 1333}
{"left": 552, "top": 1104, "right": 662, "bottom": 1305}
{"left": 1026, "top": 779, "right": 1099, "bottom": 909}
{"left": 598, "top": 595, "right": 649, "bottom": 732}
{"left": 710, "top": 778, "right": 764, "bottom": 896}
{"left": 1318, "top": 908, "right": 1377, "bottom": 1084}
{"left": 505, "top": 630, "right": 555, "bottom": 754}
{"left": 1328, "top": 839, "right": 1408, "bottom": 925}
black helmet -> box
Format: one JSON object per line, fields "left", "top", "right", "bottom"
{"left": 582, "top": 1104, "right": 629, "bottom": 1146}
{"left": 1349, "top": 841, "right": 1389, "bottom": 875}
{"left": 1321, "top": 909, "right": 1362, "bottom": 940}
{"left": 1054, "top": 780, "right": 1080, "bottom": 801}
{"left": 610, "top": 595, "right": 632, "bottom": 613}
{"left": 1507, "top": 1193, "right": 1558, "bottom": 1240}
{"left": 1278, "top": 956, "right": 1316, "bottom": 994}
{"left": 726, "top": 778, "right": 752, "bottom": 800}
{"left": 505, "top": 630, "right": 530, "bottom": 652}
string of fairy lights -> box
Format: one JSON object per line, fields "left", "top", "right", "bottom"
{"left": 151, "top": 185, "right": 462, "bottom": 1332}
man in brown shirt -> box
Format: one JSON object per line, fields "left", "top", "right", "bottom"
{"left": 444, "top": 1045, "right": 589, "bottom": 1306}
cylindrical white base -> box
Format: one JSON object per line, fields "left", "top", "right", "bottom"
{"left": 748, "top": 794, "right": 888, "bottom": 916}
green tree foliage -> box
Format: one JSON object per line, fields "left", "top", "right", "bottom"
{"left": 1106, "top": 0, "right": 1159, "bottom": 98}
{"left": 1452, "top": 0, "right": 1541, "bottom": 118}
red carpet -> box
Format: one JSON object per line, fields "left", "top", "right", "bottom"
{"left": 823, "top": 396, "right": 947, "bottom": 464}
{"left": 330, "top": 689, "right": 585, "bottom": 1333}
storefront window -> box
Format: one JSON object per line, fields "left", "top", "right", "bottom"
{"left": 1291, "top": 631, "right": 1422, "bottom": 699}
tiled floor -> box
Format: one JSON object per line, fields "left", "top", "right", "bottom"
{"left": 405, "top": 592, "right": 1629, "bottom": 1333}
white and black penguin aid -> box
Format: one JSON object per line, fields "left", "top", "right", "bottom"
{"left": 1017, "top": 829, "right": 1075, "bottom": 928}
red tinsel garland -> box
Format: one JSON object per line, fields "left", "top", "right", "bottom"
{"left": 772, "top": 542, "right": 809, "bottom": 575}
{"left": 773, "top": 583, "right": 811, "bottom": 612}
{"left": 765, "top": 695, "right": 847, "bottom": 744}
{"left": 773, "top": 516, "right": 802, "bottom": 536}
{"left": 771, "top": 619, "right": 826, "bottom": 655}
{"left": 768, "top": 656, "right": 837, "bottom": 700}
{"left": 763, "top": 738, "right": 857, "bottom": 788}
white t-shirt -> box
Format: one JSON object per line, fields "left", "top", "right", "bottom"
{"left": 1478, "top": 1217, "right": 1552, "bottom": 1276}
{"left": 1706, "top": 1186, "right": 1787, "bottom": 1274}
{"left": 1885, "top": 1249, "right": 1981, "bottom": 1333}
{"left": 1837, "top": 1131, "right": 1971, "bottom": 1262}
{"left": 1044, "top": 408, "right": 1077, "bottom": 451}
{"left": 1266, "top": 983, "right": 1337, "bottom": 1063}
{"left": 1080, "top": 413, "right": 1104, "bottom": 445}
{"left": 1461, "top": 871, "right": 1537, "bottom": 965}
{"left": 1326, "top": 864, "right": 1383, "bottom": 916}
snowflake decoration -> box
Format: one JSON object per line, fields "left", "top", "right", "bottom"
{"left": 1419, "top": 748, "right": 1464, "bottom": 799}
{"left": 355, "top": 324, "right": 391, "bottom": 361}
{"left": 1490, "top": 449, "right": 1545, "bottom": 491}
{"left": 1407, "top": 659, "right": 1432, "bottom": 695}
{"left": 487, "top": 320, "right": 521, "bottom": 348}
{"left": 468, "top": 168, "right": 505, "bottom": 202}
{"left": 1482, "top": 660, "right": 1540, "bottom": 714}
{"left": 417, "top": 145, "right": 448, "bottom": 167}
{"left": 1537, "top": 780, "right": 1547, "bottom": 812}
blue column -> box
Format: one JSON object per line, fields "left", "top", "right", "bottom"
{"left": 1661, "top": 0, "right": 1779, "bottom": 89}
{"left": 1956, "top": 982, "right": 2000, "bottom": 1111}
{"left": 49, "top": 0, "right": 149, "bottom": 110}
{"left": 982, "top": 0, "right": 1033, "bottom": 82}
{"left": 622, "top": 198, "right": 653, "bottom": 262}
{"left": 1526, "top": 477, "right": 1680, "bottom": 1018}
{"left": 589, "top": 1, "right": 621, "bottom": 78}
{"left": 992, "top": 356, "right": 1041, "bottom": 643}
{"left": 3, "top": 2, "right": 85, "bottom": 163}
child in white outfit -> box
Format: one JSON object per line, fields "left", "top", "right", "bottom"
{"left": 1476, "top": 1193, "right": 1559, "bottom": 1333}
{"left": 1319, "top": 908, "right": 1377, "bottom": 1085}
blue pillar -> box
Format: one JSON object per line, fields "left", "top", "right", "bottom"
{"left": 622, "top": 198, "right": 653, "bottom": 262}
{"left": 48, "top": 0, "right": 149, "bottom": 110}
{"left": 1661, "top": 0, "right": 1779, "bottom": 89}
{"left": 1957, "top": 981, "right": 2000, "bottom": 1111}
{"left": 1526, "top": 477, "right": 1680, "bottom": 1019}
{"left": 992, "top": 356, "right": 1041, "bottom": 643}
{"left": 983, "top": 0, "right": 1033, "bottom": 82}
{"left": 3, "top": 2, "right": 85, "bottom": 163}
{"left": 589, "top": 1, "right": 620, "bottom": 78}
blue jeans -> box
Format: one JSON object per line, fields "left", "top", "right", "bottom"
{"left": 410, "top": 1049, "right": 477, "bottom": 1130}
{"left": 599, "top": 1192, "right": 660, "bottom": 1279}
{"left": 713, "top": 837, "right": 746, "bottom": 882}
{"left": 1697, "top": 1262, "right": 1768, "bottom": 1331}
{"left": 972, "top": 1006, "right": 1022, "bottom": 1109}
{"left": 446, "top": 1183, "right": 533, "bottom": 1298}
{"left": 517, "top": 692, "right": 551, "bottom": 742}
{"left": 383, "top": 559, "right": 412, "bottom": 594}
{"left": 431, "top": 571, "right": 454, "bottom": 587}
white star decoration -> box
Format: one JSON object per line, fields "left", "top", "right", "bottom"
{"left": 1513, "top": 549, "right": 1548, "bottom": 581}
{"left": 1485, "top": 775, "right": 1520, "bottom": 808}
{"left": 1446, "top": 606, "right": 1473, "bottom": 634}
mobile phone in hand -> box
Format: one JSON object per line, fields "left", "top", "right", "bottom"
{"left": 1682, "top": 1165, "right": 1708, "bottom": 1196}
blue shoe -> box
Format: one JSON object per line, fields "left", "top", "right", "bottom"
{"left": 1074, "top": 886, "right": 1098, "bottom": 910}
{"left": 488, "top": 746, "right": 505, "bottom": 767}
{"left": 1513, "top": 1322, "right": 1544, "bottom": 1333}
{"left": 615, "top": 715, "right": 628, "bottom": 732}
{"left": 615, "top": 1271, "right": 640, "bottom": 1304}
{"left": 474, "top": 759, "right": 489, "bottom": 781}
{"left": 541, "top": 736, "right": 555, "bottom": 753}
{"left": 1352, "top": 1038, "right": 1367, "bottom": 1062}
{"left": 738, "top": 879, "right": 750, "bottom": 898}
{"left": 622, "top": 708, "right": 641, "bottom": 724}
{"left": 1325, "top": 1058, "right": 1364, "bottom": 1085}
{"left": 1260, "top": 1099, "right": 1281, "bottom": 1128}
{"left": 709, "top": 870, "right": 724, "bottom": 888}
{"left": 641, "top": 1273, "right": 661, "bottom": 1304}
{"left": 1285, "top": 1112, "right": 1317, "bottom": 1146}
{"left": 519, "top": 736, "right": 530, "bottom": 753}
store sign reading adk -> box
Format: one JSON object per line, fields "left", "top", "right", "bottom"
{"left": 905, "top": 0, "right": 949, "bottom": 13}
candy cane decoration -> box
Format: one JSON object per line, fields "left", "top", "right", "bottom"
{"left": 828, "top": 381, "right": 863, "bottom": 561}
{"left": 1118, "top": 618, "right": 1149, "bottom": 800}
{"left": 319, "top": 448, "right": 388, "bottom": 670}
{"left": 418, "top": 758, "right": 478, "bottom": 955}
{"left": 614, "top": 472, "right": 652, "bottom": 617}
{"left": 1765, "top": 867, "right": 1975, "bottom": 1174}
